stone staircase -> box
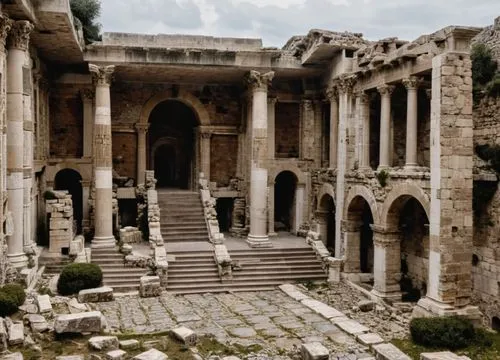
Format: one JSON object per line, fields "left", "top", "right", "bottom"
{"left": 167, "top": 246, "right": 327, "bottom": 294}
{"left": 39, "top": 254, "right": 72, "bottom": 275}
{"left": 158, "top": 190, "right": 209, "bottom": 243}
{"left": 91, "top": 247, "right": 147, "bottom": 293}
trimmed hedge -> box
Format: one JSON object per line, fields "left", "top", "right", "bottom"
{"left": 57, "top": 263, "right": 103, "bottom": 295}
{"left": 0, "top": 283, "right": 26, "bottom": 306}
{"left": 0, "top": 292, "right": 18, "bottom": 317}
{"left": 410, "top": 316, "right": 476, "bottom": 350}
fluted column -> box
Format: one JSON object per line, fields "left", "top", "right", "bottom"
{"left": 326, "top": 88, "right": 338, "bottom": 169}
{"left": 135, "top": 123, "right": 149, "bottom": 185}
{"left": 7, "top": 20, "right": 32, "bottom": 268}
{"left": 245, "top": 70, "right": 274, "bottom": 248}
{"left": 359, "top": 92, "right": 371, "bottom": 169}
{"left": 377, "top": 84, "right": 394, "bottom": 169}
{"left": 267, "top": 97, "right": 276, "bottom": 160}
{"left": 200, "top": 131, "right": 211, "bottom": 181}
{"left": 403, "top": 77, "right": 420, "bottom": 169}
{"left": 89, "top": 64, "right": 115, "bottom": 248}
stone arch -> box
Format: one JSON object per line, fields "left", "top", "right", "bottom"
{"left": 380, "top": 183, "right": 430, "bottom": 229}
{"left": 344, "top": 185, "right": 380, "bottom": 224}
{"left": 139, "top": 89, "right": 211, "bottom": 126}
{"left": 269, "top": 164, "right": 307, "bottom": 185}
{"left": 317, "top": 183, "right": 335, "bottom": 211}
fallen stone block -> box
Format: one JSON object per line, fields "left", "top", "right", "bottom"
{"left": 26, "top": 314, "right": 49, "bottom": 333}
{"left": 36, "top": 294, "right": 52, "bottom": 314}
{"left": 301, "top": 342, "right": 329, "bottom": 360}
{"left": 301, "top": 298, "right": 345, "bottom": 319}
{"left": 373, "top": 343, "right": 411, "bottom": 360}
{"left": 139, "top": 276, "right": 161, "bottom": 298}
{"left": 68, "top": 298, "right": 91, "bottom": 314}
{"left": 279, "top": 284, "right": 310, "bottom": 301}
{"left": 335, "top": 318, "right": 369, "bottom": 335}
{"left": 420, "top": 352, "right": 471, "bottom": 360}
{"left": 78, "top": 287, "right": 114, "bottom": 303}
{"left": 89, "top": 336, "right": 119, "bottom": 351}
{"left": 1, "top": 353, "right": 24, "bottom": 360}
{"left": 358, "top": 300, "right": 375, "bottom": 312}
{"left": 8, "top": 322, "right": 24, "bottom": 346}
{"left": 106, "top": 350, "right": 127, "bottom": 360}
{"left": 0, "top": 318, "right": 7, "bottom": 351}
{"left": 356, "top": 333, "right": 384, "bottom": 346}
{"left": 133, "top": 348, "right": 168, "bottom": 360}
{"left": 119, "top": 339, "right": 140, "bottom": 350}
{"left": 54, "top": 311, "right": 106, "bottom": 334}
{"left": 55, "top": 356, "right": 85, "bottom": 360}
{"left": 222, "top": 357, "right": 241, "bottom": 360}
{"left": 170, "top": 326, "right": 197, "bottom": 346}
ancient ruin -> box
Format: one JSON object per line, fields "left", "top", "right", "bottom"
{"left": 0, "top": 0, "right": 499, "bottom": 358}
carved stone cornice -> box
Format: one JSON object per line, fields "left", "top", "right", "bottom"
{"left": 244, "top": 70, "right": 274, "bottom": 92}
{"left": 402, "top": 76, "right": 421, "bottom": 90}
{"left": 7, "top": 20, "right": 34, "bottom": 51}
{"left": 89, "top": 64, "right": 115, "bottom": 86}
{"left": 80, "top": 89, "right": 95, "bottom": 101}
{"left": 377, "top": 84, "right": 395, "bottom": 97}
{"left": 0, "top": 15, "right": 13, "bottom": 50}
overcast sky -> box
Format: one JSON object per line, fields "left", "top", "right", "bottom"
{"left": 99, "top": 0, "right": 499, "bottom": 47}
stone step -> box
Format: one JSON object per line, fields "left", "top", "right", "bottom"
{"left": 160, "top": 224, "right": 207, "bottom": 230}
{"left": 162, "top": 235, "right": 209, "bottom": 241}
{"left": 92, "top": 258, "right": 125, "bottom": 264}
{"left": 162, "top": 230, "right": 208, "bottom": 236}
{"left": 163, "top": 221, "right": 206, "bottom": 226}
{"left": 103, "top": 272, "right": 148, "bottom": 278}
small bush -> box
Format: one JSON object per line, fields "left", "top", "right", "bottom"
{"left": 57, "top": 263, "right": 103, "bottom": 295}
{"left": 0, "top": 283, "right": 26, "bottom": 306}
{"left": 377, "top": 169, "right": 389, "bottom": 187}
{"left": 410, "top": 316, "right": 476, "bottom": 349}
{"left": 0, "top": 292, "right": 19, "bottom": 317}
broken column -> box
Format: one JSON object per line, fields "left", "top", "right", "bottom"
{"left": 245, "top": 70, "right": 274, "bottom": 248}
{"left": 46, "top": 191, "right": 74, "bottom": 254}
{"left": 89, "top": 64, "right": 116, "bottom": 248}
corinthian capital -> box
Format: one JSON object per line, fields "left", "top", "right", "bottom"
{"left": 244, "top": 70, "right": 274, "bottom": 92}
{"left": 89, "top": 64, "right": 115, "bottom": 86}
{"left": 336, "top": 74, "right": 357, "bottom": 95}
{"left": 377, "top": 84, "right": 395, "bottom": 96}
{"left": 325, "top": 86, "right": 338, "bottom": 101}
{"left": 0, "top": 15, "right": 13, "bottom": 50}
{"left": 7, "top": 20, "right": 34, "bottom": 51}
{"left": 402, "top": 76, "right": 421, "bottom": 90}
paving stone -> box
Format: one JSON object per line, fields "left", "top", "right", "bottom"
{"left": 356, "top": 333, "right": 384, "bottom": 346}
{"left": 133, "top": 348, "right": 168, "bottom": 360}
{"left": 335, "top": 319, "right": 370, "bottom": 335}
{"left": 89, "top": 336, "right": 119, "bottom": 351}
{"left": 36, "top": 295, "right": 52, "bottom": 314}
{"left": 171, "top": 326, "right": 197, "bottom": 346}
{"left": 301, "top": 342, "right": 330, "bottom": 360}
{"left": 1, "top": 354, "right": 24, "bottom": 360}
{"left": 119, "top": 339, "right": 140, "bottom": 350}
{"left": 229, "top": 327, "right": 257, "bottom": 338}
{"left": 176, "top": 313, "right": 202, "bottom": 322}
{"left": 373, "top": 343, "right": 411, "bottom": 360}
{"left": 55, "top": 356, "right": 85, "bottom": 360}
{"left": 26, "top": 314, "right": 48, "bottom": 333}
{"left": 301, "top": 299, "right": 345, "bottom": 319}
{"left": 106, "top": 350, "right": 127, "bottom": 360}
{"left": 420, "top": 352, "right": 471, "bottom": 360}
{"left": 8, "top": 322, "right": 24, "bottom": 346}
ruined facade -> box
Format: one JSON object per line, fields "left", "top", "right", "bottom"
{"left": 0, "top": 0, "right": 499, "bottom": 324}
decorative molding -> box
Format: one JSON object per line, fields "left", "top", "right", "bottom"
{"left": 402, "top": 76, "right": 421, "bottom": 90}
{"left": 0, "top": 15, "right": 13, "bottom": 50}
{"left": 244, "top": 70, "right": 274, "bottom": 92}
{"left": 377, "top": 84, "right": 395, "bottom": 96}
{"left": 88, "top": 64, "right": 115, "bottom": 86}
{"left": 7, "top": 20, "right": 33, "bottom": 51}
{"left": 335, "top": 74, "right": 357, "bottom": 95}
{"left": 325, "top": 87, "right": 338, "bottom": 101}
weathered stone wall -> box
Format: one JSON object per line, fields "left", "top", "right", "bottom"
{"left": 49, "top": 84, "right": 84, "bottom": 158}
{"left": 474, "top": 97, "right": 500, "bottom": 145}
{"left": 210, "top": 134, "right": 238, "bottom": 187}
{"left": 112, "top": 132, "right": 137, "bottom": 179}
{"left": 275, "top": 102, "right": 300, "bottom": 158}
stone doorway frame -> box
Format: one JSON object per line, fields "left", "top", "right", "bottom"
{"left": 316, "top": 183, "right": 336, "bottom": 253}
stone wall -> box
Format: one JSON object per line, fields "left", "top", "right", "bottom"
{"left": 210, "top": 134, "right": 238, "bottom": 187}
{"left": 275, "top": 102, "right": 300, "bottom": 158}
{"left": 474, "top": 96, "right": 500, "bottom": 145}
{"left": 46, "top": 191, "right": 75, "bottom": 254}
{"left": 112, "top": 132, "right": 137, "bottom": 180}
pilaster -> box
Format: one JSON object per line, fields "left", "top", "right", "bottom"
{"left": 81, "top": 89, "right": 95, "bottom": 159}
{"left": 199, "top": 130, "right": 211, "bottom": 182}
{"left": 325, "top": 87, "right": 338, "bottom": 169}
{"left": 135, "top": 123, "right": 149, "bottom": 185}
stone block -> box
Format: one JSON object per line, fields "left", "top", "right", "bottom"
{"left": 222, "top": 357, "right": 242, "bottom": 360}
{"left": 279, "top": 284, "right": 310, "bottom": 301}
{"left": 170, "top": 326, "right": 197, "bottom": 346}
{"left": 106, "top": 350, "right": 127, "bottom": 360}
{"left": 358, "top": 300, "right": 375, "bottom": 312}
{"left": 119, "top": 339, "right": 140, "bottom": 350}
{"left": 54, "top": 311, "right": 106, "bottom": 334}
{"left": 89, "top": 336, "right": 119, "bottom": 351}
{"left": 301, "top": 298, "right": 345, "bottom": 319}
{"left": 140, "top": 276, "right": 161, "bottom": 298}
{"left": 373, "top": 343, "right": 411, "bottom": 360}
{"left": 8, "top": 322, "right": 24, "bottom": 346}
{"left": 300, "top": 342, "right": 329, "bottom": 360}
{"left": 78, "top": 287, "right": 114, "bottom": 303}
{"left": 55, "top": 357, "right": 84, "bottom": 360}
{"left": 36, "top": 294, "right": 52, "bottom": 313}
{"left": 68, "top": 298, "right": 91, "bottom": 314}
{"left": 0, "top": 318, "right": 7, "bottom": 351}
{"left": 420, "top": 352, "right": 470, "bottom": 360}
{"left": 133, "top": 349, "right": 168, "bottom": 360}
{"left": 356, "top": 333, "right": 384, "bottom": 346}
{"left": 1, "top": 353, "right": 24, "bottom": 360}
{"left": 335, "top": 319, "right": 369, "bottom": 335}
{"left": 27, "top": 314, "right": 49, "bottom": 333}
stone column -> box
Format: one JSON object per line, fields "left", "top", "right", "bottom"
{"left": 294, "top": 184, "right": 305, "bottom": 234}
{"left": 200, "top": 131, "right": 211, "bottom": 182}
{"left": 23, "top": 58, "right": 33, "bottom": 249}
{"left": 135, "top": 123, "right": 148, "bottom": 185}
{"left": 301, "top": 99, "right": 315, "bottom": 160}
{"left": 267, "top": 97, "right": 276, "bottom": 160}
{"left": 89, "top": 64, "right": 115, "bottom": 249}
{"left": 81, "top": 89, "right": 94, "bottom": 159}
{"left": 342, "top": 220, "right": 361, "bottom": 273}
{"left": 6, "top": 20, "right": 33, "bottom": 268}
{"left": 377, "top": 84, "right": 394, "bottom": 169}
{"left": 268, "top": 181, "right": 276, "bottom": 237}
{"left": 326, "top": 88, "right": 338, "bottom": 169}
{"left": 403, "top": 77, "right": 420, "bottom": 169}
{"left": 359, "top": 92, "right": 371, "bottom": 169}
{"left": 245, "top": 70, "right": 274, "bottom": 248}
{"left": 371, "top": 225, "right": 402, "bottom": 301}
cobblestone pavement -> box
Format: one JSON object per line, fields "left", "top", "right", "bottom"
{"left": 93, "top": 289, "right": 373, "bottom": 358}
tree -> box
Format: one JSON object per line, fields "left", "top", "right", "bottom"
{"left": 471, "top": 43, "right": 497, "bottom": 85}
{"left": 70, "top": 0, "right": 102, "bottom": 43}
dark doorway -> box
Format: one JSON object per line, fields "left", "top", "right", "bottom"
{"left": 319, "top": 194, "right": 336, "bottom": 253}
{"left": 148, "top": 100, "right": 197, "bottom": 189}
{"left": 492, "top": 317, "right": 500, "bottom": 331}
{"left": 216, "top": 198, "right": 233, "bottom": 232}
{"left": 274, "top": 171, "right": 297, "bottom": 232}
{"left": 54, "top": 169, "right": 83, "bottom": 234}
{"left": 360, "top": 206, "right": 374, "bottom": 273}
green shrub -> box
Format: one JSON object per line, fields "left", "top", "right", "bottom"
{"left": 377, "top": 169, "right": 389, "bottom": 187}
{"left": 410, "top": 316, "right": 476, "bottom": 349}
{"left": 57, "top": 263, "right": 103, "bottom": 295}
{"left": 0, "top": 283, "right": 26, "bottom": 306}
{"left": 471, "top": 44, "right": 497, "bottom": 86}
{"left": 0, "top": 292, "right": 19, "bottom": 317}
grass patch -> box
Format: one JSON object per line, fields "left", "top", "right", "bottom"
{"left": 393, "top": 329, "right": 500, "bottom": 360}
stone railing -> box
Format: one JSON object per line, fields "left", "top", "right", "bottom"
{"left": 305, "top": 229, "right": 342, "bottom": 285}
{"left": 199, "top": 173, "right": 224, "bottom": 244}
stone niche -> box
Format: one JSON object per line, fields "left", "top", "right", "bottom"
{"left": 46, "top": 191, "right": 75, "bottom": 254}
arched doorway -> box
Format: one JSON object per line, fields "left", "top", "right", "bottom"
{"left": 148, "top": 100, "right": 198, "bottom": 189}
{"left": 54, "top": 169, "right": 83, "bottom": 234}
{"left": 318, "top": 194, "right": 335, "bottom": 252}
{"left": 345, "top": 195, "right": 375, "bottom": 277}
{"left": 274, "top": 171, "right": 298, "bottom": 232}
{"left": 386, "top": 195, "right": 430, "bottom": 302}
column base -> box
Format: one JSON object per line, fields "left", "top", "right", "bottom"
{"left": 413, "top": 297, "right": 482, "bottom": 324}
{"left": 246, "top": 234, "right": 273, "bottom": 248}
{"left": 268, "top": 232, "right": 278, "bottom": 237}
{"left": 371, "top": 287, "right": 402, "bottom": 303}
{"left": 7, "top": 253, "right": 28, "bottom": 269}
{"left": 91, "top": 236, "right": 116, "bottom": 249}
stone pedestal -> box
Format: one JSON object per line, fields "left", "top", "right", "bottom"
{"left": 89, "top": 64, "right": 116, "bottom": 249}
{"left": 245, "top": 70, "right": 274, "bottom": 248}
